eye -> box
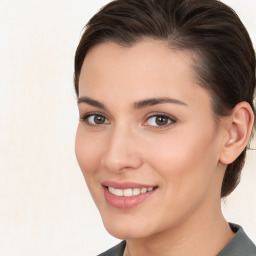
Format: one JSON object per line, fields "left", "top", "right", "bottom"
{"left": 144, "top": 114, "right": 175, "bottom": 127}
{"left": 80, "top": 113, "right": 110, "bottom": 126}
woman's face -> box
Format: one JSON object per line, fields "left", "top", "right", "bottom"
{"left": 75, "top": 40, "right": 227, "bottom": 239}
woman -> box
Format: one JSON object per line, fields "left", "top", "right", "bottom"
{"left": 74, "top": 0, "right": 256, "bottom": 255}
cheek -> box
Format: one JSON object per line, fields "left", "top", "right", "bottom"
{"left": 139, "top": 130, "right": 220, "bottom": 229}
{"left": 146, "top": 128, "right": 220, "bottom": 199}
{"left": 75, "top": 125, "right": 103, "bottom": 180}
{"left": 75, "top": 125, "right": 107, "bottom": 207}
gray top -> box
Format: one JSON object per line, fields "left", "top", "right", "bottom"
{"left": 217, "top": 223, "right": 256, "bottom": 256}
{"left": 98, "top": 223, "right": 256, "bottom": 256}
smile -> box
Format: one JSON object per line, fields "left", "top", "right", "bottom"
{"left": 108, "top": 186, "right": 154, "bottom": 197}
{"left": 102, "top": 182, "right": 158, "bottom": 209}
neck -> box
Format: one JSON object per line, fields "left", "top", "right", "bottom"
{"left": 125, "top": 202, "right": 235, "bottom": 256}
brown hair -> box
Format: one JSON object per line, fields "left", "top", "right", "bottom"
{"left": 74, "top": 0, "right": 255, "bottom": 197}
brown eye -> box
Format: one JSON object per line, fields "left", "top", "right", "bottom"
{"left": 81, "top": 114, "right": 110, "bottom": 125}
{"left": 94, "top": 115, "right": 106, "bottom": 124}
{"left": 155, "top": 116, "right": 169, "bottom": 126}
{"left": 145, "top": 114, "right": 175, "bottom": 127}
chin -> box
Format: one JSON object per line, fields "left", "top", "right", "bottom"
{"left": 101, "top": 214, "right": 151, "bottom": 240}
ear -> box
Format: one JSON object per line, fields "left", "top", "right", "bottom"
{"left": 220, "top": 101, "right": 254, "bottom": 165}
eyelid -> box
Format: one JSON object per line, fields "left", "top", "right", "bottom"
{"left": 79, "top": 112, "right": 110, "bottom": 126}
{"left": 79, "top": 111, "right": 176, "bottom": 128}
{"left": 142, "top": 112, "right": 177, "bottom": 128}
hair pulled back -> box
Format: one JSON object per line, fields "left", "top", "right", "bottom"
{"left": 74, "top": 0, "right": 255, "bottom": 197}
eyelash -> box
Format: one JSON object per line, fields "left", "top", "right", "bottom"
{"left": 79, "top": 112, "right": 176, "bottom": 128}
{"left": 143, "top": 112, "right": 176, "bottom": 128}
{"left": 79, "top": 112, "right": 109, "bottom": 127}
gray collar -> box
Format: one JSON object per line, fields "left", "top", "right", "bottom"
{"left": 98, "top": 223, "right": 256, "bottom": 256}
{"left": 217, "top": 223, "right": 256, "bottom": 256}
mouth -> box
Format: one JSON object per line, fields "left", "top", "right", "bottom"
{"left": 107, "top": 186, "right": 156, "bottom": 197}
{"left": 102, "top": 182, "right": 158, "bottom": 209}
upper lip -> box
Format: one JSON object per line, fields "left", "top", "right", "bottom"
{"left": 102, "top": 180, "right": 157, "bottom": 189}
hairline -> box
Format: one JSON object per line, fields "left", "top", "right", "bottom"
{"left": 77, "top": 36, "right": 225, "bottom": 126}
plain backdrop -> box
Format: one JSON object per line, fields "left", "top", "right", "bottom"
{"left": 0, "top": 0, "right": 255, "bottom": 255}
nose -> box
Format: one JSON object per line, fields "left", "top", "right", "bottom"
{"left": 101, "top": 126, "right": 143, "bottom": 173}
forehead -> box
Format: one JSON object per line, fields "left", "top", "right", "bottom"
{"left": 79, "top": 40, "right": 199, "bottom": 96}
{"left": 78, "top": 40, "right": 212, "bottom": 111}
{"left": 78, "top": 40, "right": 216, "bottom": 125}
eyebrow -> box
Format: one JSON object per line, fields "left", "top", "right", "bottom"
{"left": 133, "top": 97, "right": 187, "bottom": 109}
{"left": 78, "top": 97, "right": 107, "bottom": 110}
{"left": 77, "top": 96, "right": 187, "bottom": 110}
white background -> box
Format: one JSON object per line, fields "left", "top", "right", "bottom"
{"left": 0, "top": 0, "right": 255, "bottom": 255}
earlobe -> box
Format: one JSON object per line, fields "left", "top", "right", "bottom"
{"left": 220, "top": 101, "right": 254, "bottom": 165}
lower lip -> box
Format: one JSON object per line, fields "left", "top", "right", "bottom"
{"left": 103, "top": 187, "right": 156, "bottom": 209}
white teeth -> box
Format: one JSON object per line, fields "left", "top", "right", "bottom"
{"left": 109, "top": 187, "right": 115, "bottom": 194}
{"left": 108, "top": 186, "right": 155, "bottom": 197}
{"left": 115, "top": 189, "right": 124, "bottom": 196}
{"left": 140, "top": 188, "right": 147, "bottom": 193}
{"left": 123, "top": 188, "right": 133, "bottom": 197}
{"left": 133, "top": 188, "right": 140, "bottom": 196}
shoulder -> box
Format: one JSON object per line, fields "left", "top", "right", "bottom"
{"left": 97, "top": 241, "right": 126, "bottom": 256}
{"left": 218, "top": 223, "right": 256, "bottom": 256}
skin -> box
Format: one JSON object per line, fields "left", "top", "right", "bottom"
{"left": 75, "top": 39, "right": 253, "bottom": 256}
